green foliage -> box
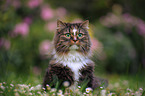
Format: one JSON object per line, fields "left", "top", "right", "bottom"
{"left": 92, "top": 8, "right": 145, "bottom": 74}
{"left": 93, "top": 24, "right": 136, "bottom": 73}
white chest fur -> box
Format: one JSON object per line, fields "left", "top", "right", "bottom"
{"left": 61, "top": 51, "right": 87, "bottom": 81}
{"left": 53, "top": 50, "right": 91, "bottom": 81}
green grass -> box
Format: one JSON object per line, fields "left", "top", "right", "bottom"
{"left": 0, "top": 73, "right": 144, "bottom": 96}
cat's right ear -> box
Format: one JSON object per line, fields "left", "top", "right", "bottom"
{"left": 81, "top": 20, "right": 89, "bottom": 29}
{"left": 57, "top": 19, "right": 66, "bottom": 29}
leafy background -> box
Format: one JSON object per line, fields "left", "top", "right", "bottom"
{"left": 0, "top": 0, "right": 145, "bottom": 95}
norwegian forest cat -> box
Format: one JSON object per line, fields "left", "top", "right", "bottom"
{"left": 43, "top": 20, "right": 108, "bottom": 91}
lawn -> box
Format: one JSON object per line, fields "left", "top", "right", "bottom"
{"left": 0, "top": 72, "right": 144, "bottom": 96}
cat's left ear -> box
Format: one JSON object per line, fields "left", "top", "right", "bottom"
{"left": 57, "top": 19, "right": 66, "bottom": 29}
{"left": 81, "top": 20, "right": 89, "bottom": 29}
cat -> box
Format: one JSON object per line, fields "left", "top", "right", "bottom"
{"left": 43, "top": 19, "right": 108, "bottom": 91}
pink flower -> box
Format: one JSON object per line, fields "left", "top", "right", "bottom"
{"left": 136, "top": 19, "right": 145, "bottom": 36}
{"left": 56, "top": 7, "right": 67, "bottom": 18}
{"left": 11, "top": 0, "right": 21, "bottom": 8}
{"left": 91, "top": 38, "right": 100, "bottom": 51}
{"left": 45, "top": 21, "right": 56, "bottom": 32}
{"left": 40, "top": 5, "right": 54, "bottom": 21}
{"left": 0, "top": 38, "right": 11, "bottom": 50}
{"left": 27, "top": 0, "right": 43, "bottom": 9}
{"left": 123, "top": 13, "right": 134, "bottom": 24}
{"left": 24, "top": 17, "right": 32, "bottom": 25}
{"left": 39, "top": 40, "right": 52, "bottom": 58}
{"left": 13, "top": 22, "right": 29, "bottom": 37}
{"left": 123, "top": 13, "right": 145, "bottom": 36}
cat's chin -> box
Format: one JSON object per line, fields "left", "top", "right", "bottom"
{"left": 69, "top": 45, "right": 79, "bottom": 50}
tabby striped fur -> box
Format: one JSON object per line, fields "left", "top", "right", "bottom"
{"left": 43, "top": 20, "right": 108, "bottom": 91}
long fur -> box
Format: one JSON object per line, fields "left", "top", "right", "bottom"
{"left": 42, "top": 20, "right": 108, "bottom": 91}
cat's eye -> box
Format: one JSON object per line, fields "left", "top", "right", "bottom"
{"left": 78, "top": 33, "right": 83, "bottom": 37}
{"left": 65, "top": 33, "right": 71, "bottom": 37}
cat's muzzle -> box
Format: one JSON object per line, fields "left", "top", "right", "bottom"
{"left": 70, "top": 45, "right": 79, "bottom": 50}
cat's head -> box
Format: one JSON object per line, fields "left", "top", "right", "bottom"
{"left": 54, "top": 19, "right": 91, "bottom": 55}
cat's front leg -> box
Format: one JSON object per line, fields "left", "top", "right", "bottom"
{"left": 43, "top": 64, "right": 74, "bottom": 90}
{"left": 42, "top": 67, "right": 55, "bottom": 90}
{"left": 79, "top": 65, "right": 94, "bottom": 89}
{"left": 79, "top": 65, "right": 108, "bottom": 90}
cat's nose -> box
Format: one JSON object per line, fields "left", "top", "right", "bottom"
{"left": 73, "top": 36, "right": 77, "bottom": 42}
{"left": 73, "top": 39, "right": 77, "bottom": 42}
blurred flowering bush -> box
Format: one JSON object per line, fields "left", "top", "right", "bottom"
{"left": 0, "top": 0, "right": 68, "bottom": 78}
{"left": 94, "top": 5, "right": 145, "bottom": 74}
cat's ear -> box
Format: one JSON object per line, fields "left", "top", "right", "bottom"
{"left": 81, "top": 20, "right": 89, "bottom": 29}
{"left": 57, "top": 19, "right": 66, "bottom": 29}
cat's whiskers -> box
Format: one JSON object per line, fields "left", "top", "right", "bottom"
{"left": 80, "top": 45, "right": 86, "bottom": 53}
{"left": 62, "top": 45, "right": 70, "bottom": 57}
{"left": 56, "top": 45, "right": 68, "bottom": 54}
{"left": 55, "top": 45, "right": 71, "bottom": 59}
{"left": 56, "top": 44, "right": 67, "bottom": 49}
